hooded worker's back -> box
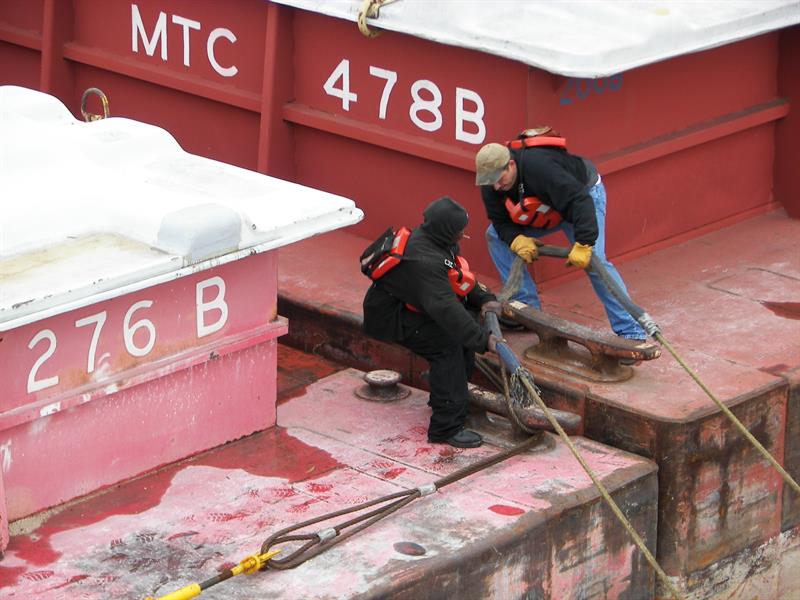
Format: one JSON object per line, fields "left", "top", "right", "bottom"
{"left": 363, "top": 196, "right": 491, "bottom": 353}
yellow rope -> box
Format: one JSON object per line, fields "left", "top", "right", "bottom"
{"left": 357, "top": 0, "right": 397, "bottom": 38}
{"left": 496, "top": 255, "right": 797, "bottom": 597}
{"left": 518, "top": 376, "right": 685, "bottom": 600}
{"left": 656, "top": 332, "right": 800, "bottom": 496}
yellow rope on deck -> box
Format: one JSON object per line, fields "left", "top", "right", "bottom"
{"left": 495, "top": 257, "right": 684, "bottom": 599}
{"left": 657, "top": 332, "right": 800, "bottom": 496}
{"left": 515, "top": 375, "right": 686, "bottom": 600}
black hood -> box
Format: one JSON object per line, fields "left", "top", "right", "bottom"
{"left": 420, "top": 197, "right": 468, "bottom": 247}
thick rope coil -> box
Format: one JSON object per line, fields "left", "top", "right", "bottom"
{"left": 357, "top": 0, "right": 398, "bottom": 38}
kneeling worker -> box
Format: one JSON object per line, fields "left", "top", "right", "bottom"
{"left": 362, "top": 197, "right": 501, "bottom": 449}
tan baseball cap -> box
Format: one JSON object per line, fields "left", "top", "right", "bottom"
{"left": 475, "top": 143, "right": 511, "bottom": 186}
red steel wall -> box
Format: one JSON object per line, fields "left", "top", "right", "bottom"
{"left": 0, "top": 2, "right": 795, "bottom": 281}
{"left": 0, "top": 0, "right": 277, "bottom": 172}
{"left": 776, "top": 25, "right": 800, "bottom": 219}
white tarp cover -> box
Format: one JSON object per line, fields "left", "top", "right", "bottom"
{"left": 272, "top": 0, "right": 800, "bottom": 77}
{"left": 0, "top": 86, "right": 363, "bottom": 329}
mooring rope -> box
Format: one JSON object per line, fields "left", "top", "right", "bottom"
{"left": 357, "top": 0, "right": 398, "bottom": 38}
{"left": 497, "top": 246, "right": 800, "bottom": 597}
{"left": 657, "top": 332, "right": 800, "bottom": 496}
{"left": 515, "top": 372, "right": 684, "bottom": 600}
{"left": 492, "top": 256, "right": 684, "bottom": 600}
{"left": 528, "top": 248, "right": 800, "bottom": 495}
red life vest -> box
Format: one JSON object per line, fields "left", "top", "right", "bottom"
{"left": 504, "top": 131, "right": 568, "bottom": 229}
{"left": 369, "top": 226, "right": 411, "bottom": 280}
{"left": 369, "top": 227, "right": 476, "bottom": 308}
{"left": 446, "top": 255, "right": 476, "bottom": 297}
{"left": 504, "top": 196, "right": 563, "bottom": 229}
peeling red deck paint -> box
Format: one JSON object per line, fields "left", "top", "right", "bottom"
{"left": 0, "top": 423, "right": 343, "bottom": 590}
{"left": 1, "top": 369, "right": 657, "bottom": 599}
{"left": 489, "top": 505, "right": 526, "bottom": 516}
{"left": 382, "top": 468, "right": 407, "bottom": 480}
{"left": 193, "top": 427, "right": 342, "bottom": 483}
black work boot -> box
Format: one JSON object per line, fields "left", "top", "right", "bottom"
{"left": 429, "top": 428, "right": 483, "bottom": 448}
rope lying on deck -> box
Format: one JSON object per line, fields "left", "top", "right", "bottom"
{"left": 259, "top": 435, "right": 539, "bottom": 569}
{"left": 144, "top": 437, "right": 538, "bottom": 599}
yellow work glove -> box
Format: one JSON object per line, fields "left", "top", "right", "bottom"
{"left": 566, "top": 242, "right": 593, "bottom": 269}
{"left": 510, "top": 235, "right": 541, "bottom": 264}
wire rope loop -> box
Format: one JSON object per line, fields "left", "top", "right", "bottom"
{"left": 417, "top": 482, "right": 437, "bottom": 497}
{"left": 316, "top": 527, "right": 337, "bottom": 543}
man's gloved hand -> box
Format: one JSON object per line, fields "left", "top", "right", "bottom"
{"left": 510, "top": 235, "right": 542, "bottom": 263}
{"left": 480, "top": 300, "right": 503, "bottom": 318}
{"left": 567, "top": 242, "right": 593, "bottom": 269}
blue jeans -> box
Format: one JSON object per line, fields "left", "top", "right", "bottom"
{"left": 486, "top": 181, "right": 646, "bottom": 340}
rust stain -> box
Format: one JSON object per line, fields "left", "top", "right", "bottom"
{"left": 682, "top": 405, "right": 779, "bottom": 569}
{"left": 112, "top": 335, "right": 201, "bottom": 372}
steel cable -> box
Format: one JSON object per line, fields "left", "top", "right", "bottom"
{"left": 147, "top": 438, "right": 538, "bottom": 598}
{"left": 258, "top": 435, "right": 540, "bottom": 569}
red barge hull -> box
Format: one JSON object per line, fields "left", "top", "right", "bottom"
{"left": 2, "top": 2, "right": 800, "bottom": 598}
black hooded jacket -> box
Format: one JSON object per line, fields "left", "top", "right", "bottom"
{"left": 363, "top": 197, "right": 495, "bottom": 353}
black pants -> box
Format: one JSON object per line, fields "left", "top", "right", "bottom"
{"left": 400, "top": 316, "right": 476, "bottom": 441}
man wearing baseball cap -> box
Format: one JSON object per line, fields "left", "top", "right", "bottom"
{"left": 475, "top": 133, "right": 646, "bottom": 342}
